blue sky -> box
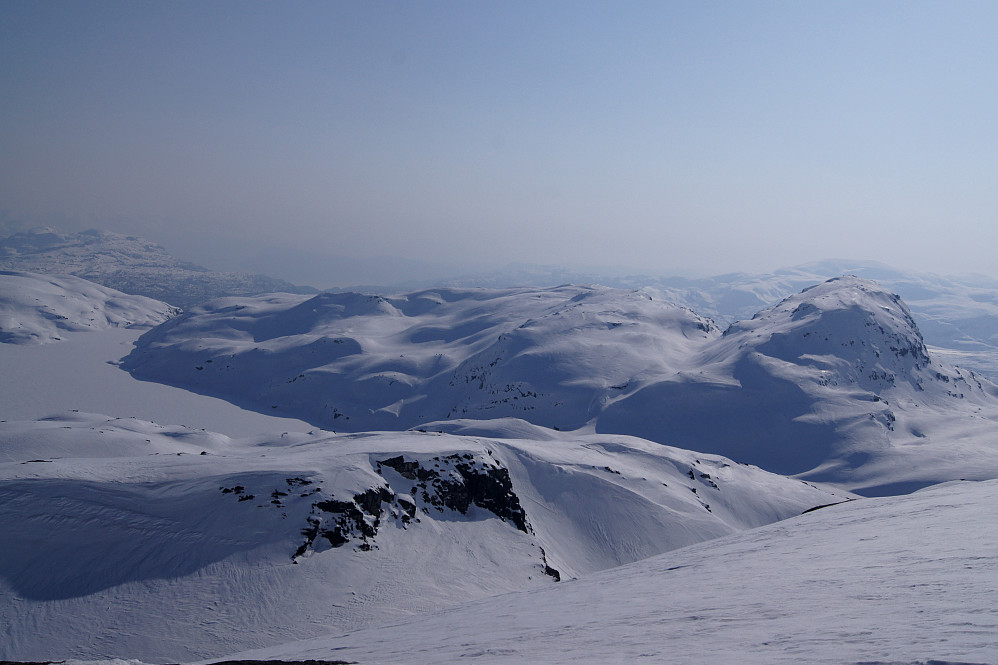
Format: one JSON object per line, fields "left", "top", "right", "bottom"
{"left": 2, "top": 1, "right": 997, "bottom": 281}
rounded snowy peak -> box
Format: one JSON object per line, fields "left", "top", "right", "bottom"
{"left": 723, "top": 276, "right": 929, "bottom": 378}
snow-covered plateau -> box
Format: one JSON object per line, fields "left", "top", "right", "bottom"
{"left": 3, "top": 267, "right": 998, "bottom": 664}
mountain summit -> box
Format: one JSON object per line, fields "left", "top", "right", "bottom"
{"left": 601, "top": 276, "right": 998, "bottom": 492}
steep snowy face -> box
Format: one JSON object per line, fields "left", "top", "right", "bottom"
{"left": 0, "top": 270, "right": 181, "bottom": 344}
{"left": 122, "top": 285, "right": 720, "bottom": 431}
{"left": 600, "top": 276, "right": 998, "bottom": 491}
{"left": 0, "top": 414, "right": 841, "bottom": 661}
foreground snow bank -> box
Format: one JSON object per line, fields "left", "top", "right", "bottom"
{"left": 224, "top": 478, "right": 998, "bottom": 665}
{"left": 0, "top": 415, "right": 841, "bottom": 662}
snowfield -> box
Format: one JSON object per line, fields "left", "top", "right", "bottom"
{"left": 222, "top": 477, "right": 998, "bottom": 665}
{"left": 0, "top": 326, "right": 313, "bottom": 437}
{"left": 3, "top": 267, "right": 998, "bottom": 665}
{"left": 0, "top": 415, "right": 843, "bottom": 662}
{"left": 0, "top": 270, "right": 180, "bottom": 344}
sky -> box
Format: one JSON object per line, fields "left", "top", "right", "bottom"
{"left": 2, "top": 1, "right": 998, "bottom": 284}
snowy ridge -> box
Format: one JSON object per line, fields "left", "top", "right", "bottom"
{"left": 0, "top": 413, "right": 842, "bottom": 661}
{"left": 122, "top": 277, "right": 998, "bottom": 492}
{"left": 0, "top": 270, "right": 180, "bottom": 344}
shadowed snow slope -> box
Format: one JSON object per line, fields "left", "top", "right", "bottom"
{"left": 122, "top": 278, "right": 998, "bottom": 493}
{"left": 0, "top": 414, "right": 842, "bottom": 662}
{"left": 224, "top": 477, "right": 998, "bottom": 665}
{"left": 0, "top": 270, "right": 180, "bottom": 344}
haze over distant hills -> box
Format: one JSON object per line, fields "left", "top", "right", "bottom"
{"left": 0, "top": 227, "right": 315, "bottom": 310}
{"left": 4, "top": 225, "right": 998, "bottom": 379}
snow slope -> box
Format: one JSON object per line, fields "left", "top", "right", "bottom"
{"left": 600, "top": 276, "right": 998, "bottom": 493}
{"left": 121, "top": 278, "right": 998, "bottom": 493}
{"left": 224, "top": 477, "right": 998, "bottom": 665}
{"left": 121, "top": 285, "right": 719, "bottom": 431}
{"left": 0, "top": 227, "right": 314, "bottom": 309}
{"left": 0, "top": 270, "right": 180, "bottom": 344}
{"left": 0, "top": 415, "right": 842, "bottom": 662}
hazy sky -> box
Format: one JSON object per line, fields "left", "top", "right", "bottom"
{"left": 2, "top": 1, "right": 998, "bottom": 282}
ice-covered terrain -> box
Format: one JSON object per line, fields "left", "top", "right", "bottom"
{"left": 0, "top": 326, "right": 313, "bottom": 436}
{"left": 222, "top": 477, "right": 998, "bottom": 665}
{"left": 0, "top": 270, "right": 180, "bottom": 344}
{"left": 0, "top": 415, "right": 843, "bottom": 662}
{"left": 0, "top": 228, "right": 315, "bottom": 309}
{"left": 122, "top": 277, "right": 998, "bottom": 493}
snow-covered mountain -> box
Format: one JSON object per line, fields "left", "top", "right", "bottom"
{"left": 121, "top": 284, "right": 719, "bottom": 431}
{"left": 0, "top": 227, "right": 315, "bottom": 309}
{"left": 602, "top": 276, "right": 998, "bottom": 493}
{"left": 0, "top": 414, "right": 842, "bottom": 662}
{"left": 121, "top": 277, "right": 998, "bottom": 494}
{"left": 0, "top": 270, "right": 180, "bottom": 344}
{"left": 442, "top": 259, "right": 998, "bottom": 381}
{"left": 221, "top": 477, "right": 998, "bottom": 665}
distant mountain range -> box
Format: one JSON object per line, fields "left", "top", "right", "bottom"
{"left": 0, "top": 227, "right": 315, "bottom": 309}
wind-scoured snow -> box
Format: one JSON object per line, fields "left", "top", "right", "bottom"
{"left": 0, "top": 414, "right": 842, "bottom": 662}
{"left": 221, "top": 477, "right": 998, "bottom": 665}
{"left": 0, "top": 270, "right": 180, "bottom": 344}
{"left": 121, "top": 277, "right": 998, "bottom": 492}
